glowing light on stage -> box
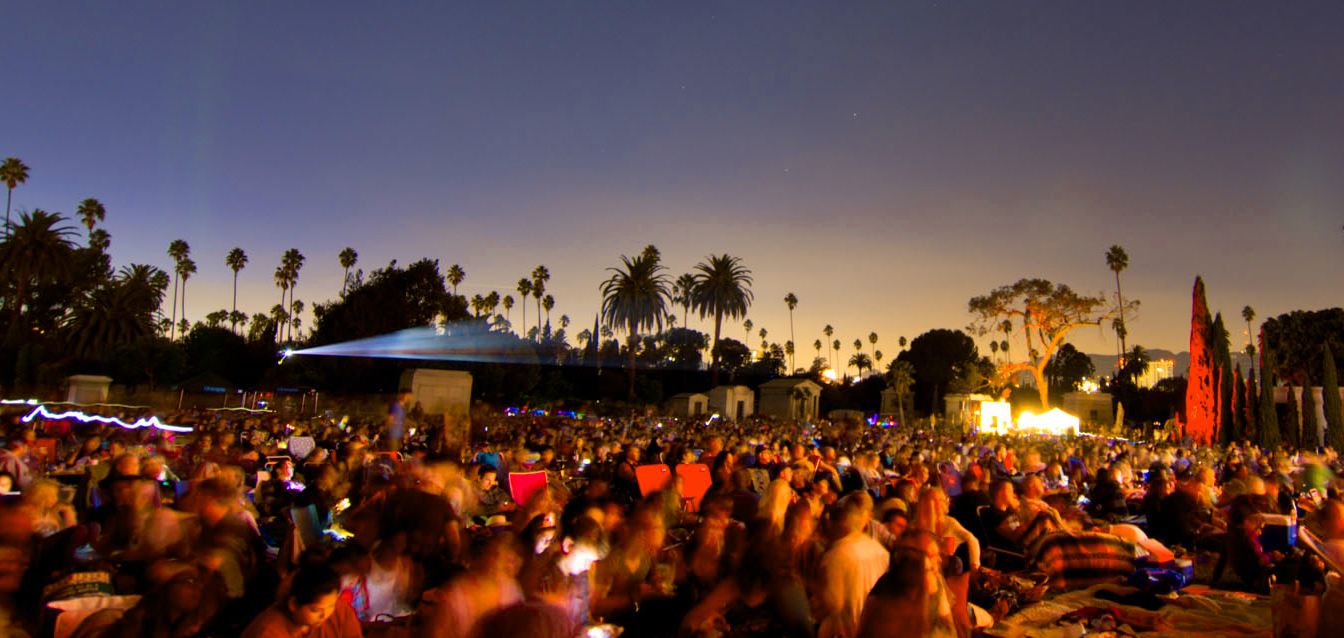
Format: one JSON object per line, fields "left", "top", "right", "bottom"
{"left": 979, "top": 401, "right": 1012, "bottom": 433}
{"left": 1015, "top": 408, "right": 1080, "bottom": 436}
{"left": 22, "top": 405, "right": 194, "bottom": 433}
{"left": 1, "top": 399, "right": 38, "bottom": 406}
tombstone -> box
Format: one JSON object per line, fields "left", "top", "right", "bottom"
{"left": 67, "top": 375, "right": 113, "bottom": 404}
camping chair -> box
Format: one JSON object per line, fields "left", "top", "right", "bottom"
{"left": 676, "top": 464, "right": 712, "bottom": 513}
{"left": 636, "top": 464, "right": 673, "bottom": 497}
{"left": 508, "top": 471, "right": 548, "bottom": 507}
{"left": 290, "top": 504, "right": 324, "bottom": 549}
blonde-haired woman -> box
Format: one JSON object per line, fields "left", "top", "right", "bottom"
{"left": 909, "top": 487, "right": 980, "bottom": 572}
{"left": 23, "top": 479, "right": 76, "bottom": 537}
{"left": 757, "top": 479, "right": 794, "bottom": 537}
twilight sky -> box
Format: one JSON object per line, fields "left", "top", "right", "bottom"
{"left": 5, "top": 2, "right": 1343, "bottom": 365}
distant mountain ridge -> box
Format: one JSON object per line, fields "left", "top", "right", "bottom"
{"left": 1086, "top": 349, "right": 1255, "bottom": 380}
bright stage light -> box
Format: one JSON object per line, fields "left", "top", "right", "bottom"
{"left": 22, "top": 405, "right": 194, "bottom": 433}
{"left": 979, "top": 401, "right": 1012, "bottom": 433}
{"left": 1015, "top": 408, "right": 1080, "bottom": 436}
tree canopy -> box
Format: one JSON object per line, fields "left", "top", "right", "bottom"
{"left": 969, "top": 278, "right": 1135, "bottom": 408}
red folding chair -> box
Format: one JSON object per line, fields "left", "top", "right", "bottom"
{"left": 508, "top": 471, "right": 548, "bottom": 507}
{"left": 636, "top": 464, "right": 673, "bottom": 496}
{"left": 675, "top": 463, "right": 711, "bottom": 513}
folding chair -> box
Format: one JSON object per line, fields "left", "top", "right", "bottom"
{"left": 676, "top": 463, "right": 712, "bottom": 513}
{"left": 635, "top": 464, "right": 673, "bottom": 497}
{"left": 508, "top": 471, "right": 548, "bottom": 507}
{"left": 290, "top": 504, "right": 324, "bottom": 549}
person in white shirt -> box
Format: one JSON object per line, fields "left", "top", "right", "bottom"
{"left": 818, "top": 493, "right": 889, "bottom": 638}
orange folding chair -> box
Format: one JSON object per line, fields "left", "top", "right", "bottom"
{"left": 675, "top": 463, "right": 712, "bottom": 513}
{"left": 636, "top": 464, "right": 673, "bottom": 496}
{"left": 508, "top": 471, "right": 549, "bottom": 507}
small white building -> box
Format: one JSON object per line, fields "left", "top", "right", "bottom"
{"left": 707, "top": 385, "right": 754, "bottom": 421}
{"left": 667, "top": 392, "right": 709, "bottom": 418}
{"left": 944, "top": 393, "right": 995, "bottom": 432}
{"left": 1063, "top": 391, "right": 1114, "bottom": 427}
{"left": 67, "top": 375, "right": 112, "bottom": 404}
{"left": 757, "top": 378, "right": 822, "bottom": 421}
{"left": 399, "top": 369, "right": 473, "bottom": 419}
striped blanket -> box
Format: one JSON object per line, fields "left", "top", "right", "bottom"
{"left": 1030, "top": 531, "right": 1137, "bottom": 590}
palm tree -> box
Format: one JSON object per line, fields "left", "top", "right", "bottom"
{"left": 1106, "top": 245, "right": 1130, "bottom": 358}
{"left": 688, "top": 254, "right": 753, "bottom": 386}
{"left": 784, "top": 293, "right": 798, "bottom": 371}
{"left": 445, "top": 263, "right": 466, "bottom": 296}
{"left": 88, "top": 228, "right": 110, "bottom": 253}
{"left": 849, "top": 352, "right": 873, "bottom": 379}
{"left": 0, "top": 209, "right": 76, "bottom": 329}
{"left": 76, "top": 198, "right": 106, "bottom": 234}
{"left": 1, "top": 158, "right": 30, "bottom": 240}
{"left": 226, "top": 247, "right": 248, "bottom": 333}
{"left": 532, "top": 265, "right": 550, "bottom": 337}
{"left": 814, "top": 339, "right": 823, "bottom": 362}
{"left": 874, "top": 349, "right": 884, "bottom": 370}
{"left": 673, "top": 273, "right": 697, "bottom": 329}
{"left": 886, "top": 360, "right": 916, "bottom": 425}
{"left": 990, "top": 340, "right": 999, "bottom": 362}
{"left": 166, "top": 239, "right": 190, "bottom": 340}
{"left": 541, "top": 294, "right": 556, "bottom": 334}
{"left": 470, "top": 294, "right": 485, "bottom": 317}
{"left": 868, "top": 332, "right": 878, "bottom": 361}
{"left": 485, "top": 291, "right": 500, "bottom": 318}
{"left": 785, "top": 341, "right": 795, "bottom": 371}
{"left": 743, "top": 319, "right": 754, "bottom": 345}
{"left": 66, "top": 264, "right": 166, "bottom": 359}
{"left": 502, "top": 295, "right": 515, "bottom": 323}
{"left": 832, "top": 339, "right": 842, "bottom": 375}
{"left": 176, "top": 257, "right": 197, "bottom": 335}
{"left": 281, "top": 249, "right": 305, "bottom": 341}
{"left": 290, "top": 299, "right": 304, "bottom": 338}
{"left": 516, "top": 278, "right": 532, "bottom": 337}
{"left": 899, "top": 335, "right": 908, "bottom": 350}
{"left": 759, "top": 327, "right": 768, "bottom": 347}
{"left": 600, "top": 249, "right": 670, "bottom": 396}
{"left": 823, "top": 324, "right": 835, "bottom": 370}
{"left": 339, "top": 247, "right": 357, "bottom": 296}
{"left": 1243, "top": 305, "right": 1257, "bottom": 378}
{"left": 274, "top": 266, "right": 290, "bottom": 340}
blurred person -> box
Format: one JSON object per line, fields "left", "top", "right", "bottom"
{"left": 816, "top": 494, "right": 889, "bottom": 638}
{"left": 909, "top": 487, "right": 980, "bottom": 572}
{"left": 857, "top": 530, "right": 959, "bottom": 638}
{"left": 241, "top": 564, "right": 361, "bottom": 638}
{"left": 419, "top": 532, "right": 524, "bottom": 638}
{"left": 0, "top": 441, "right": 31, "bottom": 490}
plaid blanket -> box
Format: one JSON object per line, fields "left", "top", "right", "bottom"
{"left": 1030, "top": 531, "right": 1137, "bottom": 590}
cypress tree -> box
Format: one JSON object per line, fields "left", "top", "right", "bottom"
{"left": 1284, "top": 382, "right": 1301, "bottom": 449}
{"left": 1213, "top": 314, "right": 1234, "bottom": 445}
{"left": 1233, "top": 364, "right": 1247, "bottom": 443}
{"left": 1258, "top": 366, "right": 1280, "bottom": 450}
{"left": 1323, "top": 343, "right": 1344, "bottom": 452}
{"left": 1302, "top": 377, "right": 1319, "bottom": 450}
{"left": 1246, "top": 372, "right": 1260, "bottom": 442}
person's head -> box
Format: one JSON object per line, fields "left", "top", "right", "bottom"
{"left": 834, "top": 492, "right": 872, "bottom": 537}
{"left": 5, "top": 440, "right": 26, "bottom": 458}
{"left": 191, "top": 478, "right": 239, "bottom": 525}
{"left": 0, "top": 472, "right": 13, "bottom": 493}
{"left": 284, "top": 564, "right": 343, "bottom": 630}
{"left": 273, "top": 458, "right": 295, "bottom": 482}
{"left": 397, "top": 390, "right": 413, "bottom": 405}
{"left": 876, "top": 505, "right": 908, "bottom": 539}
{"left": 23, "top": 478, "right": 60, "bottom": 509}
{"left": 912, "top": 487, "right": 948, "bottom": 532}
{"left": 1319, "top": 499, "right": 1344, "bottom": 541}
{"left": 990, "top": 478, "right": 1018, "bottom": 510}
{"left": 476, "top": 465, "right": 499, "bottom": 491}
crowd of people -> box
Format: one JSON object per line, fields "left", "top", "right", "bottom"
{"left": 0, "top": 400, "right": 1341, "bottom": 638}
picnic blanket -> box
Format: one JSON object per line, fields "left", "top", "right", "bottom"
{"left": 1030, "top": 531, "right": 1136, "bottom": 590}
{"left": 985, "top": 584, "right": 1270, "bottom": 638}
